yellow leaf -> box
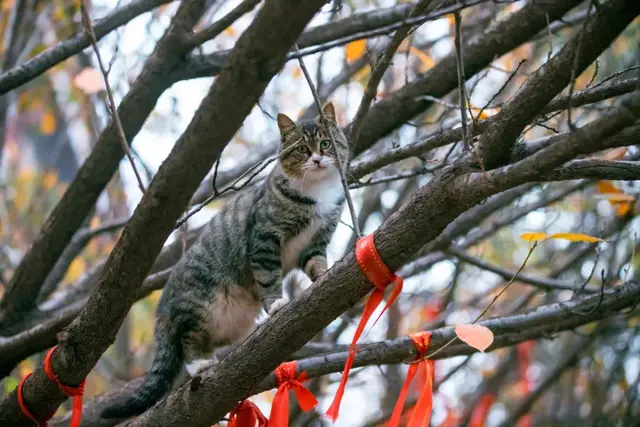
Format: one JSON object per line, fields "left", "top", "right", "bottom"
{"left": 407, "top": 46, "right": 434, "bottom": 72}
{"left": 64, "top": 257, "right": 86, "bottom": 283}
{"left": 18, "top": 359, "right": 34, "bottom": 378}
{"left": 90, "top": 216, "right": 101, "bottom": 229}
{"left": 520, "top": 232, "right": 547, "bottom": 242}
{"left": 292, "top": 67, "right": 301, "bottom": 79}
{"left": 40, "top": 111, "right": 56, "bottom": 135}
{"left": 617, "top": 202, "right": 632, "bottom": 217}
{"left": 224, "top": 26, "right": 236, "bottom": 37}
{"left": 446, "top": 13, "right": 455, "bottom": 29}
{"left": 597, "top": 180, "right": 620, "bottom": 194}
{"left": 345, "top": 39, "right": 366, "bottom": 63}
{"left": 455, "top": 324, "right": 494, "bottom": 352}
{"left": 548, "top": 233, "right": 603, "bottom": 243}
{"left": 2, "top": 0, "right": 14, "bottom": 12}
{"left": 42, "top": 171, "right": 58, "bottom": 190}
{"left": 597, "top": 193, "right": 635, "bottom": 203}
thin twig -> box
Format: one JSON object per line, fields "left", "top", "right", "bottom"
{"left": 188, "top": 0, "right": 262, "bottom": 47}
{"left": 453, "top": 10, "right": 470, "bottom": 152}
{"left": 293, "top": 43, "right": 362, "bottom": 238}
{"left": 80, "top": 0, "right": 146, "bottom": 193}
{"left": 566, "top": 0, "right": 594, "bottom": 130}
{"left": 349, "top": 0, "right": 436, "bottom": 148}
{"left": 421, "top": 242, "right": 539, "bottom": 361}
{"left": 176, "top": 156, "right": 277, "bottom": 227}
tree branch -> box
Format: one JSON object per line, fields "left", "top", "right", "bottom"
{"left": 478, "top": 0, "right": 640, "bottom": 169}
{"left": 68, "top": 281, "right": 640, "bottom": 427}
{"left": 0, "top": 0, "right": 173, "bottom": 95}
{"left": 0, "top": 0, "right": 330, "bottom": 424}
{"left": 0, "top": 0, "right": 206, "bottom": 326}
{"left": 448, "top": 247, "right": 597, "bottom": 293}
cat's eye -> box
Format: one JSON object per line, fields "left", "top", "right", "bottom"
{"left": 297, "top": 145, "right": 309, "bottom": 154}
{"left": 320, "top": 140, "right": 331, "bottom": 150}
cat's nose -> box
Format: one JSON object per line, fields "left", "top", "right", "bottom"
{"left": 311, "top": 154, "right": 323, "bottom": 166}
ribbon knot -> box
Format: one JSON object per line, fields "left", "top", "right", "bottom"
{"left": 269, "top": 361, "right": 318, "bottom": 427}
{"left": 388, "top": 332, "right": 435, "bottom": 427}
{"left": 228, "top": 400, "right": 268, "bottom": 427}
{"left": 17, "top": 345, "right": 86, "bottom": 427}
{"left": 325, "top": 234, "right": 403, "bottom": 421}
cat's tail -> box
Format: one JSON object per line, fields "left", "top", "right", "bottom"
{"left": 101, "top": 321, "right": 183, "bottom": 419}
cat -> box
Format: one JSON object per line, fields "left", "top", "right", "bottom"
{"left": 101, "top": 102, "right": 348, "bottom": 419}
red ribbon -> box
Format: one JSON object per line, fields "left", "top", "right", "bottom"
{"left": 469, "top": 393, "right": 495, "bottom": 427}
{"left": 17, "top": 345, "right": 86, "bottom": 427}
{"left": 228, "top": 400, "right": 268, "bottom": 427}
{"left": 325, "top": 234, "right": 403, "bottom": 421}
{"left": 517, "top": 341, "right": 535, "bottom": 427}
{"left": 269, "top": 361, "right": 318, "bottom": 427}
{"left": 388, "top": 332, "right": 434, "bottom": 427}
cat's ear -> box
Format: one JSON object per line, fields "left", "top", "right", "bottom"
{"left": 322, "top": 102, "right": 336, "bottom": 122}
{"left": 277, "top": 113, "right": 296, "bottom": 133}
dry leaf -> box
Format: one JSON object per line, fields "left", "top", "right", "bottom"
{"left": 40, "top": 111, "right": 56, "bottom": 135}
{"left": 346, "top": 39, "right": 366, "bottom": 63}
{"left": 292, "top": 67, "right": 301, "bottom": 79}
{"left": 602, "top": 147, "right": 627, "bottom": 161}
{"left": 597, "top": 193, "right": 635, "bottom": 203}
{"left": 224, "top": 26, "right": 236, "bottom": 37}
{"left": 407, "top": 46, "right": 434, "bottom": 72}
{"left": 548, "top": 233, "right": 603, "bottom": 243}
{"left": 520, "top": 232, "right": 547, "bottom": 242}
{"left": 455, "top": 324, "right": 494, "bottom": 352}
{"left": 74, "top": 67, "right": 104, "bottom": 94}
{"left": 42, "top": 171, "right": 58, "bottom": 190}
{"left": 616, "top": 202, "right": 632, "bottom": 216}
{"left": 597, "top": 180, "right": 620, "bottom": 194}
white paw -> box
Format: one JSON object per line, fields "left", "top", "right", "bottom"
{"left": 268, "top": 297, "right": 290, "bottom": 316}
{"left": 185, "top": 359, "right": 215, "bottom": 377}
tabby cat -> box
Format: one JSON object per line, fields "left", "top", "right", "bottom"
{"left": 101, "top": 102, "right": 348, "bottom": 419}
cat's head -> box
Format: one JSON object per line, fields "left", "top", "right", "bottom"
{"left": 276, "top": 102, "right": 349, "bottom": 181}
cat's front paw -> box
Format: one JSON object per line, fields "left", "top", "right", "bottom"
{"left": 268, "top": 297, "right": 290, "bottom": 316}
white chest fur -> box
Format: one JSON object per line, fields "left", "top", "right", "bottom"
{"left": 281, "top": 174, "right": 343, "bottom": 273}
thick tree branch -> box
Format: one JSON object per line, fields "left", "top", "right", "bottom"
{"left": 0, "top": 0, "right": 207, "bottom": 326}
{"left": 69, "top": 281, "right": 640, "bottom": 427}
{"left": 479, "top": 0, "right": 640, "bottom": 169}
{"left": 349, "top": 0, "right": 435, "bottom": 147}
{"left": 539, "top": 159, "right": 640, "bottom": 182}
{"left": 351, "top": 0, "right": 584, "bottom": 156}
{"left": 0, "top": 0, "right": 329, "bottom": 424}
{"left": 484, "top": 94, "right": 640, "bottom": 189}
{"left": 350, "top": 78, "right": 639, "bottom": 179}
{"left": 0, "top": 0, "right": 174, "bottom": 95}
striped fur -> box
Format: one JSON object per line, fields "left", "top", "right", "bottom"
{"left": 101, "top": 103, "right": 348, "bottom": 419}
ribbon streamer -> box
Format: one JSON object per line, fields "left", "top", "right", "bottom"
{"left": 325, "top": 234, "right": 403, "bottom": 421}
{"left": 17, "top": 345, "right": 86, "bottom": 427}
{"left": 228, "top": 400, "right": 268, "bottom": 427}
{"left": 517, "top": 341, "right": 535, "bottom": 427}
{"left": 388, "top": 332, "right": 435, "bottom": 427}
{"left": 269, "top": 361, "right": 318, "bottom": 427}
{"left": 469, "top": 393, "right": 496, "bottom": 427}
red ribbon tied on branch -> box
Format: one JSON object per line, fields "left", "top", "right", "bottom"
{"left": 17, "top": 345, "right": 86, "bottom": 427}
{"left": 325, "top": 233, "right": 403, "bottom": 421}
{"left": 228, "top": 400, "right": 268, "bottom": 427}
{"left": 388, "top": 332, "right": 435, "bottom": 427}
{"left": 269, "top": 361, "right": 318, "bottom": 427}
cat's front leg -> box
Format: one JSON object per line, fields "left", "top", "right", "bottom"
{"left": 251, "top": 254, "right": 286, "bottom": 315}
